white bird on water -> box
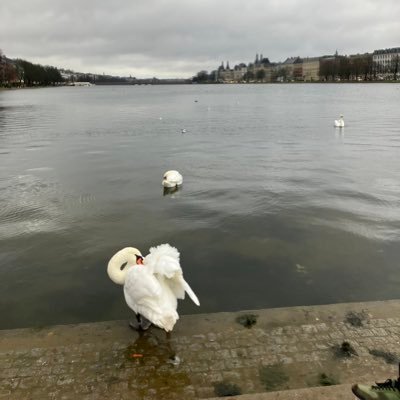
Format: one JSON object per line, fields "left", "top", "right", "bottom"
{"left": 162, "top": 170, "right": 183, "bottom": 188}
{"left": 334, "top": 115, "right": 345, "bottom": 127}
{"left": 107, "top": 244, "right": 200, "bottom": 332}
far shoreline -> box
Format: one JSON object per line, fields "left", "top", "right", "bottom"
{"left": 1, "top": 80, "right": 399, "bottom": 91}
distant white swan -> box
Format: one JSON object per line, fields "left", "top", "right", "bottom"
{"left": 181, "top": 128, "right": 187, "bottom": 133}
{"left": 334, "top": 115, "right": 345, "bottom": 128}
{"left": 162, "top": 170, "right": 183, "bottom": 188}
{"left": 107, "top": 244, "right": 200, "bottom": 332}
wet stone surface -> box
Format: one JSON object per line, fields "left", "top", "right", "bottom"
{"left": 2, "top": 300, "right": 400, "bottom": 399}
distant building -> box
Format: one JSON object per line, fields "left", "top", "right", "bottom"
{"left": 373, "top": 47, "right": 400, "bottom": 75}
{"left": 233, "top": 63, "right": 247, "bottom": 81}
{"left": 281, "top": 57, "right": 300, "bottom": 81}
{"left": 60, "top": 72, "right": 72, "bottom": 81}
{"left": 247, "top": 54, "right": 271, "bottom": 82}
{"left": 206, "top": 46, "right": 400, "bottom": 84}
{"left": 301, "top": 57, "right": 320, "bottom": 81}
{"left": 217, "top": 61, "right": 247, "bottom": 82}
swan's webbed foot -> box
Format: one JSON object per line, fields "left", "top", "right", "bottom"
{"left": 139, "top": 315, "right": 152, "bottom": 331}
{"left": 129, "top": 319, "right": 141, "bottom": 331}
{"left": 168, "top": 354, "right": 181, "bottom": 366}
{"left": 129, "top": 314, "right": 152, "bottom": 331}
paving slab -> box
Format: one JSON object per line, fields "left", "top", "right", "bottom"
{"left": 1, "top": 300, "right": 400, "bottom": 399}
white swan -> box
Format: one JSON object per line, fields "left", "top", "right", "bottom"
{"left": 162, "top": 170, "right": 183, "bottom": 188}
{"left": 107, "top": 244, "right": 200, "bottom": 332}
{"left": 334, "top": 115, "right": 345, "bottom": 127}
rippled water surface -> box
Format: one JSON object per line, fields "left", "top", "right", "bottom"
{"left": 1, "top": 84, "right": 400, "bottom": 329}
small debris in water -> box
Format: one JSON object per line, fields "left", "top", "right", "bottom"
{"left": 295, "top": 263, "right": 308, "bottom": 274}
{"left": 236, "top": 314, "right": 258, "bottom": 328}
{"left": 214, "top": 381, "right": 242, "bottom": 397}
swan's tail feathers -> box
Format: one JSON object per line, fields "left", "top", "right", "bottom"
{"left": 183, "top": 280, "right": 200, "bottom": 306}
{"left": 155, "top": 312, "right": 179, "bottom": 332}
{"left": 139, "top": 307, "right": 179, "bottom": 332}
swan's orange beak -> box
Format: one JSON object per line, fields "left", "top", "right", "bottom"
{"left": 136, "top": 255, "right": 144, "bottom": 265}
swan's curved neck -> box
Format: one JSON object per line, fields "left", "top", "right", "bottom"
{"left": 107, "top": 247, "right": 142, "bottom": 285}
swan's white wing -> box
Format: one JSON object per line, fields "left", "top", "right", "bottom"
{"left": 145, "top": 244, "right": 181, "bottom": 277}
{"left": 123, "top": 266, "right": 179, "bottom": 331}
{"left": 145, "top": 244, "right": 200, "bottom": 306}
{"left": 180, "top": 277, "right": 200, "bottom": 306}
{"left": 123, "top": 267, "right": 161, "bottom": 313}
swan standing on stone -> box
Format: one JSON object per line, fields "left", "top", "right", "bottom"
{"left": 162, "top": 170, "right": 183, "bottom": 188}
{"left": 334, "top": 115, "right": 345, "bottom": 127}
{"left": 107, "top": 244, "right": 200, "bottom": 331}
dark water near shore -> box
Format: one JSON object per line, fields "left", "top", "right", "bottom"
{"left": 1, "top": 84, "right": 400, "bottom": 329}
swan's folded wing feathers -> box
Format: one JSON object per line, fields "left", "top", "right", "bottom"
{"left": 149, "top": 243, "right": 180, "bottom": 260}
{"left": 181, "top": 276, "right": 200, "bottom": 306}
{"left": 146, "top": 244, "right": 181, "bottom": 278}
{"left": 123, "top": 267, "right": 162, "bottom": 312}
{"left": 145, "top": 243, "right": 200, "bottom": 306}
{"left": 164, "top": 273, "right": 200, "bottom": 306}
{"left": 124, "top": 268, "right": 178, "bottom": 331}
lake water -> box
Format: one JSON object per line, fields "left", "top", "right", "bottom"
{"left": 1, "top": 84, "right": 400, "bottom": 329}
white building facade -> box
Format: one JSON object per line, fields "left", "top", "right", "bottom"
{"left": 373, "top": 47, "right": 400, "bottom": 74}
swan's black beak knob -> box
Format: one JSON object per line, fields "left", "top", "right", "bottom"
{"left": 135, "top": 255, "right": 144, "bottom": 265}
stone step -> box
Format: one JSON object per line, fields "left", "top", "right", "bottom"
{"left": 2, "top": 300, "right": 400, "bottom": 399}
{"left": 207, "top": 383, "right": 355, "bottom": 399}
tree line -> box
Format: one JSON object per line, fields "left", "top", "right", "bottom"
{"left": 320, "top": 54, "right": 399, "bottom": 81}
{"left": 0, "top": 50, "right": 63, "bottom": 87}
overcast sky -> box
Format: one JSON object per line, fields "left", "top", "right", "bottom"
{"left": 1, "top": 0, "right": 399, "bottom": 78}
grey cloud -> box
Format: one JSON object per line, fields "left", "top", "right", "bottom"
{"left": 1, "top": 0, "right": 399, "bottom": 77}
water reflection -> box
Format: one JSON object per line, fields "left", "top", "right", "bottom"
{"left": 335, "top": 127, "right": 345, "bottom": 138}
{"left": 125, "top": 329, "right": 176, "bottom": 364}
{"left": 123, "top": 329, "right": 189, "bottom": 398}
{"left": 163, "top": 186, "right": 182, "bottom": 197}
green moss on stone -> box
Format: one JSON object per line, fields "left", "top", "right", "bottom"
{"left": 214, "top": 381, "right": 242, "bottom": 397}
{"left": 259, "top": 364, "right": 289, "bottom": 391}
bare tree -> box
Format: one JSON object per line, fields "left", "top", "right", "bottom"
{"left": 392, "top": 55, "right": 399, "bottom": 80}
{"left": 256, "top": 69, "right": 266, "bottom": 82}
{"left": 0, "top": 49, "right": 5, "bottom": 85}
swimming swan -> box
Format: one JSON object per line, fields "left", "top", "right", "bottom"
{"left": 334, "top": 115, "right": 345, "bottom": 128}
{"left": 162, "top": 170, "right": 183, "bottom": 188}
{"left": 107, "top": 244, "right": 200, "bottom": 332}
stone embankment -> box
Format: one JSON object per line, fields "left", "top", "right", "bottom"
{"left": 2, "top": 300, "right": 400, "bottom": 399}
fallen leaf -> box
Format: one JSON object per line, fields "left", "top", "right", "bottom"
{"left": 130, "top": 353, "right": 143, "bottom": 358}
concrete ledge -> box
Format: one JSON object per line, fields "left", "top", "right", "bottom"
{"left": 207, "top": 383, "right": 355, "bottom": 399}
{"left": 1, "top": 300, "right": 400, "bottom": 399}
